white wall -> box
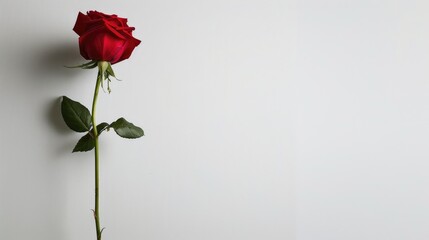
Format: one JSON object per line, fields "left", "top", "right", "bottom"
{"left": 293, "top": 1, "right": 429, "bottom": 239}
{"left": 0, "top": 0, "right": 428, "bottom": 240}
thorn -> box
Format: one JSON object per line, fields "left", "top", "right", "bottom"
{"left": 91, "top": 209, "right": 97, "bottom": 219}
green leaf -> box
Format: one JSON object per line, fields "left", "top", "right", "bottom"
{"left": 110, "top": 117, "right": 144, "bottom": 139}
{"left": 72, "top": 133, "right": 95, "bottom": 152}
{"left": 96, "top": 122, "right": 110, "bottom": 135}
{"left": 72, "top": 123, "right": 110, "bottom": 153}
{"left": 61, "top": 96, "right": 92, "bottom": 132}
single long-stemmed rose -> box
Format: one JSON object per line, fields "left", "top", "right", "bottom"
{"left": 60, "top": 11, "right": 143, "bottom": 240}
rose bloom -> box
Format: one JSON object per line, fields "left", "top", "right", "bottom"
{"left": 73, "top": 11, "right": 141, "bottom": 64}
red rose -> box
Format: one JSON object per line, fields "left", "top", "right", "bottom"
{"left": 73, "top": 11, "right": 141, "bottom": 64}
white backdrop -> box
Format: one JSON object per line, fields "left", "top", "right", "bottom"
{"left": 0, "top": 0, "right": 428, "bottom": 240}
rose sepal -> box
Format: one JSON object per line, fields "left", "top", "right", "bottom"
{"left": 65, "top": 60, "right": 98, "bottom": 69}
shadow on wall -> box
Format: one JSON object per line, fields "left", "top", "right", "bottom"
{"left": 47, "top": 96, "right": 69, "bottom": 135}
{"left": 32, "top": 42, "right": 84, "bottom": 136}
{"left": 36, "top": 42, "right": 87, "bottom": 240}
{"left": 31, "top": 41, "right": 84, "bottom": 82}
{"left": 0, "top": 39, "right": 83, "bottom": 240}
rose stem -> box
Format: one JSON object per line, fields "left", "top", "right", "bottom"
{"left": 92, "top": 62, "right": 104, "bottom": 240}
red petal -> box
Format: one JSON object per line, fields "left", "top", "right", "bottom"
{"left": 73, "top": 12, "right": 91, "bottom": 36}
{"left": 79, "top": 27, "right": 126, "bottom": 63}
{"left": 113, "top": 39, "right": 139, "bottom": 64}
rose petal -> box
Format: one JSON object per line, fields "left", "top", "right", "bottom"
{"left": 73, "top": 12, "right": 91, "bottom": 36}
{"left": 74, "top": 10, "right": 141, "bottom": 63}
{"left": 103, "top": 20, "right": 127, "bottom": 39}
{"left": 87, "top": 11, "right": 113, "bottom": 19}
{"left": 79, "top": 27, "right": 127, "bottom": 63}
{"left": 115, "top": 39, "right": 140, "bottom": 63}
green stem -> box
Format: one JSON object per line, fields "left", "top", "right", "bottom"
{"left": 92, "top": 62, "right": 104, "bottom": 240}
